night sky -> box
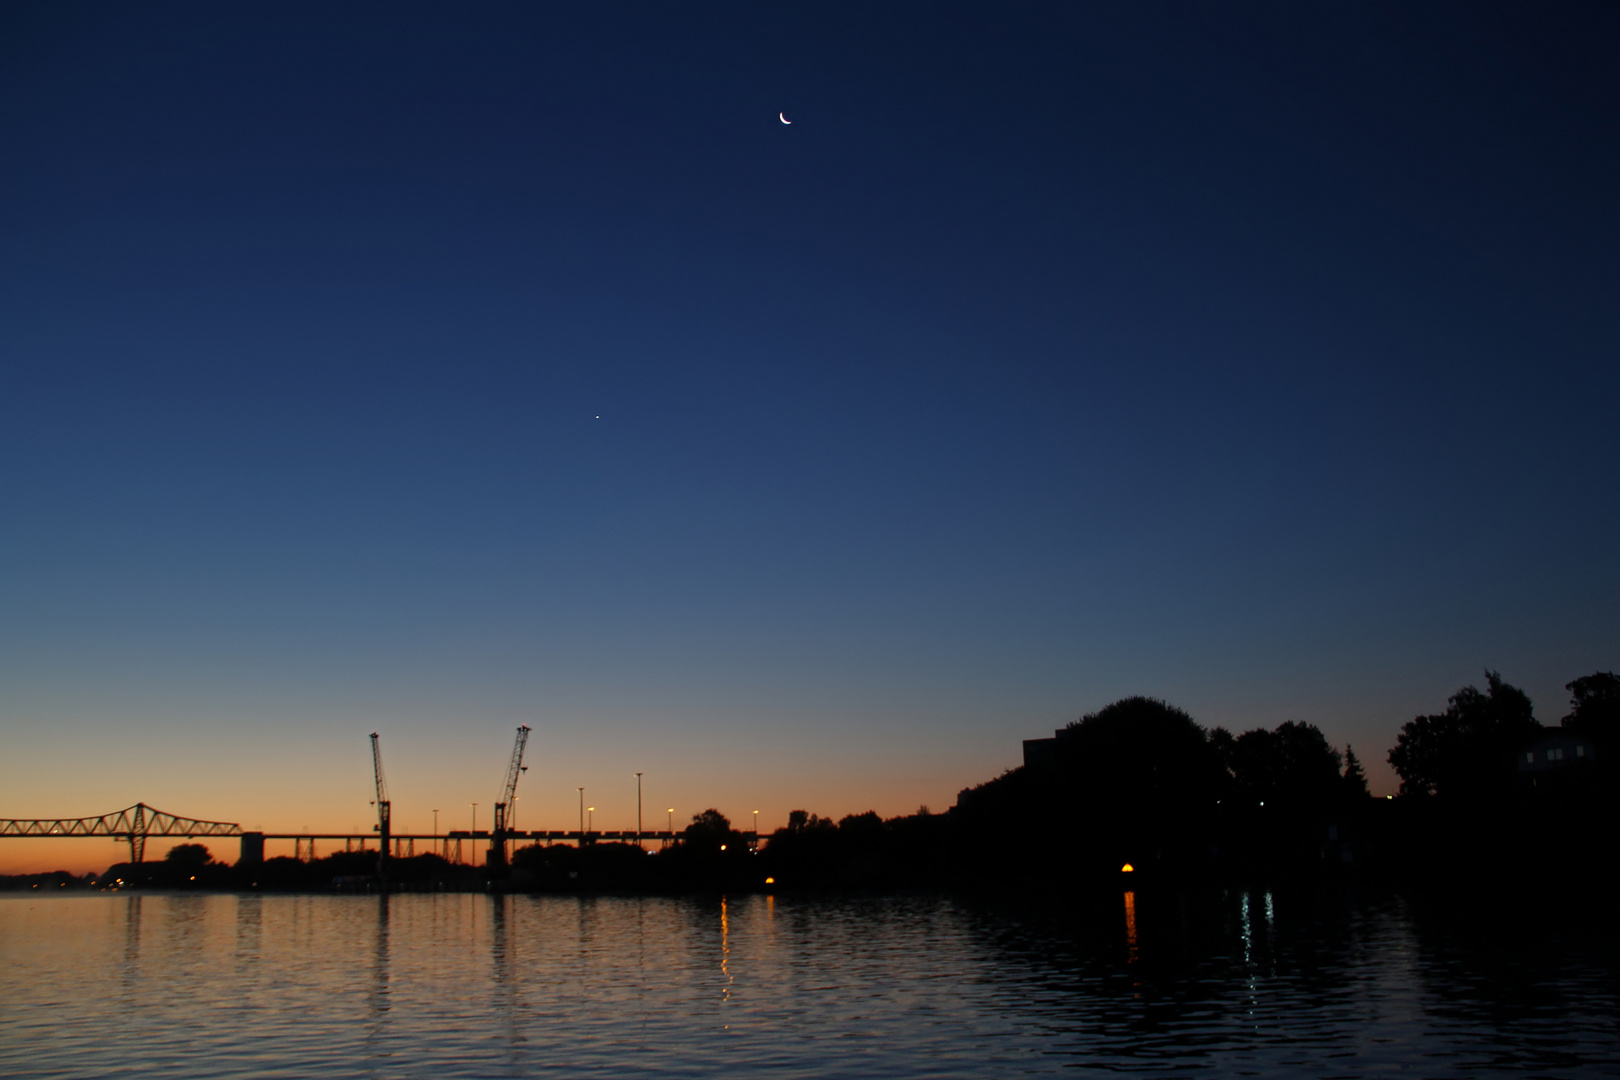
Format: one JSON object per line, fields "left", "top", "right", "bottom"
{"left": 3, "top": 3, "right": 1616, "bottom": 870}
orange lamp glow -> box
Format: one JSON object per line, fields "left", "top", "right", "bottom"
{"left": 1121, "top": 863, "right": 1135, "bottom": 873}
{"left": 764, "top": 877, "right": 775, "bottom": 884}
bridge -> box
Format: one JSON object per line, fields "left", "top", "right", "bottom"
{"left": 0, "top": 804, "right": 243, "bottom": 865}
{"left": 3, "top": 731, "right": 758, "bottom": 873}
{"left": 0, "top": 804, "right": 757, "bottom": 867}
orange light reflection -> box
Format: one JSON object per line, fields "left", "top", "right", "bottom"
{"left": 719, "top": 896, "right": 733, "bottom": 1013}
{"left": 1123, "top": 889, "right": 1139, "bottom": 964}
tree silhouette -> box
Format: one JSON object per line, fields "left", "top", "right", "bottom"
{"left": 1228, "top": 721, "right": 1342, "bottom": 812}
{"left": 689, "top": 808, "right": 730, "bottom": 833}
{"left": 164, "top": 843, "right": 213, "bottom": 869}
{"left": 1057, "top": 696, "right": 1226, "bottom": 810}
{"left": 680, "top": 808, "right": 737, "bottom": 854}
{"left": 1342, "top": 745, "right": 1370, "bottom": 799}
{"left": 965, "top": 695, "right": 1230, "bottom": 876}
{"left": 1388, "top": 670, "right": 1540, "bottom": 800}
{"left": 1563, "top": 671, "right": 1619, "bottom": 754}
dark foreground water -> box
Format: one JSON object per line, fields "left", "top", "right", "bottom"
{"left": 1, "top": 888, "right": 1616, "bottom": 1078}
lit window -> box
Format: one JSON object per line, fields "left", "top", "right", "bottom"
{"left": 1526, "top": 752, "right": 1535, "bottom": 763}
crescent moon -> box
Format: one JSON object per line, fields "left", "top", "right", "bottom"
{"left": 779, "top": 112, "right": 791, "bottom": 124}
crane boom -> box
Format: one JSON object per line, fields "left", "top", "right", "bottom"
{"left": 370, "top": 732, "right": 391, "bottom": 808}
{"left": 370, "top": 732, "right": 391, "bottom": 878}
{"left": 501, "top": 725, "right": 531, "bottom": 811}
{"left": 488, "top": 724, "right": 531, "bottom": 873}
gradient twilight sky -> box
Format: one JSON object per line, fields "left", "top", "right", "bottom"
{"left": 3, "top": 3, "right": 1617, "bottom": 872}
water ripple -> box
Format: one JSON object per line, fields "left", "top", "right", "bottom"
{"left": 1, "top": 890, "right": 1616, "bottom": 1078}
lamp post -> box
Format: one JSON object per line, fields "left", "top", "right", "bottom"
{"left": 587, "top": 806, "right": 594, "bottom": 833}
{"left": 667, "top": 808, "right": 674, "bottom": 834}
{"left": 636, "top": 772, "right": 643, "bottom": 841}
{"left": 753, "top": 809, "right": 759, "bottom": 843}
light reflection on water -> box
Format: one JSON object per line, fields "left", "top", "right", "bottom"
{"left": 1, "top": 890, "right": 1616, "bottom": 1078}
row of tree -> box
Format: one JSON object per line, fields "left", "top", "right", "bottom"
{"left": 760, "top": 670, "right": 1614, "bottom": 891}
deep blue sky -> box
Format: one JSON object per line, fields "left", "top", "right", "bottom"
{"left": 2, "top": 3, "right": 1616, "bottom": 857}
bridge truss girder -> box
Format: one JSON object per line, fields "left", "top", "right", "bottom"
{"left": 0, "top": 802, "right": 243, "bottom": 864}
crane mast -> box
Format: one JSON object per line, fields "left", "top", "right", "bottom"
{"left": 488, "top": 724, "right": 531, "bottom": 873}
{"left": 370, "top": 732, "right": 391, "bottom": 878}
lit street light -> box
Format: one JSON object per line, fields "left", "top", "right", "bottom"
{"left": 635, "top": 772, "right": 643, "bottom": 841}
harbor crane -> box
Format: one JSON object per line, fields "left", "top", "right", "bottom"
{"left": 488, "top": 724, "right": 531, "bottom": 873}
{"left": 370, "top": 732, "right": 391, "bottom": 879}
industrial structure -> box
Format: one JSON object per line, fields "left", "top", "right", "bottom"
{"left": 487, "top": 725, "right": 530, "bottom": 872}
{"left": 0, "top": 725, "right": 758, "bottom": 875}
{"left": 0, "top": 803, "right": 242, "bottom": 865}
{"left": 370, "top": 731, "right": 392, "bottom": 880}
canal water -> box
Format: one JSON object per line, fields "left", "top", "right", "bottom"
{"left": 1, "top": 889, "right": 1616, "bottom": 1078}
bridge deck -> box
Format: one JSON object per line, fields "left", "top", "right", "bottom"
{"left": 255, "top": 830, "right": 755, "bottom": 842}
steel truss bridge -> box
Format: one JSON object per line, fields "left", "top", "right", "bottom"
{"left": 0, "top": 805, "right": 758, "bottom": 868}
{"left": 0, "top": 803, "right": 242, "bottom": 865}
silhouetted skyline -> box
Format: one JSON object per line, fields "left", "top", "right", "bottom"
{"left": 2, "top": 4, "right": 1616, "bottom": 873}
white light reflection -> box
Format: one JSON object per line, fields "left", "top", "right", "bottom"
{"left": 1239, "top": 891, "right": 1252, "bottom": 964}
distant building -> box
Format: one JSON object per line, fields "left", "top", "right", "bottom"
{"left": 1518, "top": 733, "right": 1596, "bottom": 774}
{"left": 1023, "top": 734, "right": 1059, "bottom": 768}
{"left": 1023, "top": 727, "right": 1087, "bottom": 769}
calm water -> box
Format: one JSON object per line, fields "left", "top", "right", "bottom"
{"left": 2, "top": 889, "right": 1616, "bottom": 1078}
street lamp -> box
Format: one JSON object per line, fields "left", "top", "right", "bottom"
{"left": 587, "top": 806, "right": 595, "bottom": 833}
{"left": 636, "top": 772, "right": 643, "bottom": 840}
{"left": 667, "top": 808, "right": 674, "bottom": 834}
